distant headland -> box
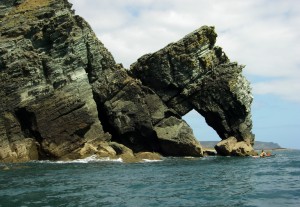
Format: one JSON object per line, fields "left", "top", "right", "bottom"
{"left": 201, "top": 141, "right": 283, "bottom": 150}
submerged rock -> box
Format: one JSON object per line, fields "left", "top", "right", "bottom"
{"left": 0, "top": 0, "right": 255, "bottom": 162}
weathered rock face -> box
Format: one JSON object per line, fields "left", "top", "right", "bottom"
{"left": 215, "top": 137, "right": 257, "bottom": 156}
{"left": 0, "top": 0, "right": 204, "bottom": 162}
{"left": 155, "top": 116, "right": 202, "bottom": 156}
{"left": 90, "top": 64, "right": 202, "bottom": 156}
{"left": 131, "top": 26, "right": 255, "bottom": 155}
{"left": 0, "top": 0, "right": 255, "bottom": 162}
{"left": 0, "top": 0, "right": 113, "bottom": 161}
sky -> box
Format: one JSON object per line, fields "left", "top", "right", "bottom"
{"left": 69, "top": 0, "right": 300, "bottom": 149}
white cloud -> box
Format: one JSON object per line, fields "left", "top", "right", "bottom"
{"left": 253, "top": 78, "right": 300, "bottom": 103}
{"left": 69, "top": 0, "right": 300, "bottom": 103}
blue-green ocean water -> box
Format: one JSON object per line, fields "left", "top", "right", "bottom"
{"left": 1, "top": 150, "right": 299, "bottom": 207}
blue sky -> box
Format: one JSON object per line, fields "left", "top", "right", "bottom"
{"left": 69, "top": 0, "right": 300, "bottom": 149}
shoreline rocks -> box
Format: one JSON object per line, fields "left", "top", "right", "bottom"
{"left": 215, "top": 137, "right": 256, "bottom": 156}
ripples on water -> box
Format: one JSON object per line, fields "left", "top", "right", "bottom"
{"left": 0, "top": 150, "right": 299, "bottom": 207}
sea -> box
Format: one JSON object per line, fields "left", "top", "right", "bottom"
{"left": 0, "top": 150, "right": 299, "bottom": 207}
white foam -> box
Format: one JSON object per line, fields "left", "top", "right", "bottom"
{"left": 33, "top": 155, "right": 123, "bottom": 164}
{"left": 183, "top": 156, "right": 196, "bottom": 159}
{"left": 141, "top": 159, "right": 163, "bottom": 163}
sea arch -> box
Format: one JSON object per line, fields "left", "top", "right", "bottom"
{"left": 130, "top": 26, "right": 254, "bottom": 155}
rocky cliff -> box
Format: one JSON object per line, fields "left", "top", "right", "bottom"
{"left": 0, "top": 0, "right": 255, "bottom": 162}
{"left": 0, "top": 0, "right": 113, "bottom": 162}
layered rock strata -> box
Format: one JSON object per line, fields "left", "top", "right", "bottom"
{"left": 0, "top": 0, "right": 255, "bottom": 162}
{"left": 0, "top": 0, "right": 112, "bottom": 162}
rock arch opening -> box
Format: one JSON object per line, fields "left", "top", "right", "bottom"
{"left": 182, "top": 109, "right": 220, "bottom": 143}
